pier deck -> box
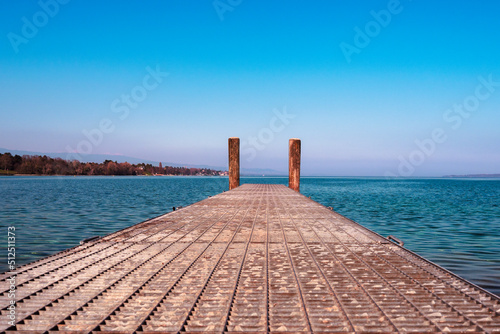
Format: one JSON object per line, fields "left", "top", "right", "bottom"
{"left": 1, "top": 184, "right": 500, "bottom": 333}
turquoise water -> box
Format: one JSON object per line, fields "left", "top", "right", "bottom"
{"left": 1, "top": 176, "right": 499, "bottom": 296}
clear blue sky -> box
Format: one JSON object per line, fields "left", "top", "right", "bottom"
{"left": 1, "top": 0, "right": 499, "bottom": 176}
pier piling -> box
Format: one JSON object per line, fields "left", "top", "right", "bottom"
{"left": 289, "top": 138, "right": 301, "bottom": 192}
{"left": 228, "top": 137, "right": 240, "bottom": 190}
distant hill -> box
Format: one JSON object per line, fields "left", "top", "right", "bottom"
{"left": 0, "top": 152, "right": 226, "bottom": 176}
{"left": 443, "top": 173, "right": 500, "bottom": 178}
{"left": 0, "top": 148, "right": 175, "bottom": 166}
{"left": 0, "top": 148, "right": 285, "bottom": 176}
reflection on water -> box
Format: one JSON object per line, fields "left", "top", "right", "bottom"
{"left": 1, "top": 176, "right": 499, "bottom": 296}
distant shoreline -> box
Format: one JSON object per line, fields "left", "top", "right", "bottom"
{"left": 2, "top": 174, "right": 500, "bottom": 179}
{"left": 0, "top": 173, "right": 226, "bottom": 177}
{"left": 0, "top": 152, "right": 228, "bottom": 177}
{"left": 443, "top": 174, "right": 500, "bottom": 178}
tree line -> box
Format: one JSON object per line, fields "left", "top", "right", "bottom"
{"left": 0, "top": 153, "right": 227, "bottom": 176}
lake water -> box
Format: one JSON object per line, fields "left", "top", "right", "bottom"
{"left": 1, "top": 176, "right": 499, "bottom": 296}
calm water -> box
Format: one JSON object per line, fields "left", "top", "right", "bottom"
{"left": 1, "top": 176, "right": 499, "bottom": 296}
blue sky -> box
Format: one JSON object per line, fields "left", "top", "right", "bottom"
{"left": 1, "top": 0, "right": 499, "bottom": 176}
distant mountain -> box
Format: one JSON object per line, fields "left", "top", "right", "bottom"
{"left": 443, "top": 173, "right": 500, "bottom": 178}
{"left": 0, "top": 148, "right": 285, "bottom": 176}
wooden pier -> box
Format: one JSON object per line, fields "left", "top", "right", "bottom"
{"left": 1, "top": 183, "right": 500, "bottom": 333}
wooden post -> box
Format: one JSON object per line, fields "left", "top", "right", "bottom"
{"left": 289, "top": 138, "right": 301, "bottom": 192}
{"left": 228, "top": 137, "right": 240, "bottom": 190}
